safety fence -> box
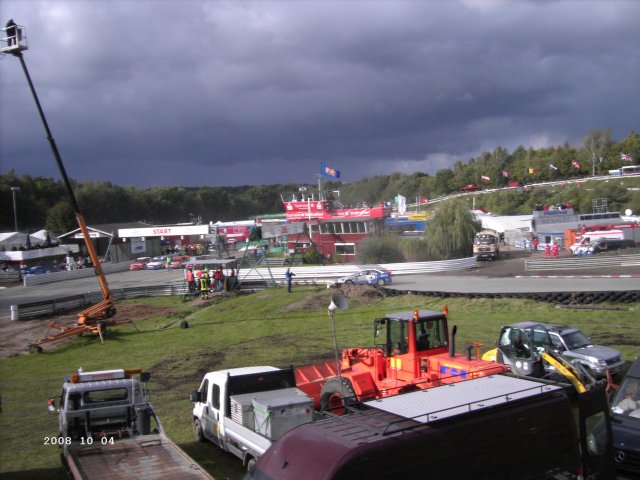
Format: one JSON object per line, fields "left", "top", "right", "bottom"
{"left": 9, "top": 257, "right": 477, "bottom": 320}
{"left": 525, "top": 254, "right": 640, "bottom": 271}
{"left": 236, "top": 257, "right": 477, "bottom": 282}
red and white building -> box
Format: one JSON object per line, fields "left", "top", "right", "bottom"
{"left": 282, "top": 199, "right": 391, "bottom": 262}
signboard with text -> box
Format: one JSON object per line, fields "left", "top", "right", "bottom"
{"left": 262, "top": 222, "right": 305, "bottom": 239}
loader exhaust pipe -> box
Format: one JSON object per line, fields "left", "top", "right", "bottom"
{"left": 449, "top": 325, "right": 457, "bottom": 358}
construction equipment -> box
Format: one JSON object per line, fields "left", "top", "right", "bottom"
{"left": 481, "top": 321, "right": 621, "bottom": 392}
{"left": 295, "top": 305, "right": 508, "bottom": 410}
{"left": 2, "top": 21, "right": 129, "bottom": 350}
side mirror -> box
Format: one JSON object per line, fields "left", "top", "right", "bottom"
{"left": 190, "top": 390, "right": 202, "bottom": 403}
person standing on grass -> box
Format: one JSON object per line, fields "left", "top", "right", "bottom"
{"left": 186, "top": 268, "right": 195, "bottom": 294}
{"left": 200, "top": 270, "right": 210, "bottom": 300}
{"left": 285, "top": 268, "right": 295, "bottom": 293}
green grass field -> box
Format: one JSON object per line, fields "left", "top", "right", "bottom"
{"left": 1, "top": 287, "right": 638, "bottom": 480}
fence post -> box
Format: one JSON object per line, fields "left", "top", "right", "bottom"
{"left": 10, "top": 305, "right": 19, "bottom": 321}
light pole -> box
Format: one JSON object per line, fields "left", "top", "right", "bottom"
{"left": 10, "top": 186, "right": 20, "bottom": 232}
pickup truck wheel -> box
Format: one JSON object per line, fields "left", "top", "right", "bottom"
{"left": 320, "top": 377, "right": 357, "bottom": 415}
{"left": 194, "top": 419, "right": 205, "bottom": 443}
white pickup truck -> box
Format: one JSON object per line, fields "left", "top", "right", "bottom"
{"left": 190, "top": 366, "right": 314, "bottom": 472}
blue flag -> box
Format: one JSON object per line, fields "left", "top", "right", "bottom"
{"left": 321, "top": 163, "right": 340, "bottom": 178}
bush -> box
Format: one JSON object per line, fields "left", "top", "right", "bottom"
{"left": 303, "top": 244, "right": 324, "bottom": 264}
{"left": 400, "top": 238, "right": 433, "bottom": 262}
{"left": 357, "top": 235, "right": 405, "bottom": 263}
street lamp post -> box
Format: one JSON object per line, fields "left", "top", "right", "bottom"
{"left": 10, "top": 186, "right": 20, "bottom": 232}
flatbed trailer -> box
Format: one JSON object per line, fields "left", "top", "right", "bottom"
{"left": 64, "top": 433, "right": 213, "bottom": 480}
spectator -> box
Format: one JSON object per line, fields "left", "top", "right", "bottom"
{"left": 285, "top": 268, "right": 295, "bottom": 293}
{"left": 186, "top": 269, "right": 196, "bottom": 294}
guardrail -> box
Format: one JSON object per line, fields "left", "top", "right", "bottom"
{"left": 10, "top": 284, "right": 184, "bottom": 320}
{"left": 237, "top": 257, "right": 477, "bottom": 281}
{"left": 9, "top": 257, "right": 477, "bottom": 320}
{"left": 525, "top": 253, "right": 640, "bottom": 271}
{"left": 0, "top": 270, "right": 20, "bottom": 285}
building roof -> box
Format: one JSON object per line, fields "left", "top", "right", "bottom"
{"left": 58, "top": 221, "right": 153, "bottom": 239}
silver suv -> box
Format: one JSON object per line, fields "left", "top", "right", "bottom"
{"left": 542, "top": 323, "right": 625, "bottom": 379}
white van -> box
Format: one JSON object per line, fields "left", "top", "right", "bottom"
{"left": 570, "top": 229, "right": 625, "bottom": 254}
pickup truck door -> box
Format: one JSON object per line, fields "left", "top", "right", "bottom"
{"left": 202, "top": 381, "right": 223, "bottom": 447}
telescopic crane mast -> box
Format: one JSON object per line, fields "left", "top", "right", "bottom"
{"left": 2, "top": 22, "right": 118, "bottom": 344}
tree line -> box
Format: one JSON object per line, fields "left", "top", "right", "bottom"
{"left": 1, "top": 129, "right": 639, "bottom": 235}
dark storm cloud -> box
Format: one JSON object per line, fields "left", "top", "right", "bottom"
{"left": 1, "top": 0, "right": 638, "bottom": 187}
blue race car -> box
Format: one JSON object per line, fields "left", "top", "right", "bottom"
{"left": 338, "top": 269, "right": 392, "bottom": 286}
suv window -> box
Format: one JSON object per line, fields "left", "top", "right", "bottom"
{"left": 561, "top": 330, "right": 592, "bottom": 349}
{"left": 550, "top": 334, "right": 565, "bottom": 351}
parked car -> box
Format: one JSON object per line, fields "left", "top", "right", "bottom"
{"left": 338, "top": 269, "right": 392, "bottom": 286}
{"left": 542, "top": 322, "right": 626, "bottom": 379}
{"left": 128, "top": 257, "right": 151, "bottom": 271}
{"left": 145, "top": 256, "right": 167, "bottom": 270}
{"left": 610, "top": 355, "right": 640, "bottom": 478}
{"left": 26, "top": 265, "right": 55, "bottom": 275}
{"left": 575, "top": 238, "right": 635, "bottom": 256}
{"left": 169, "top": 255, "right": 190, "bottom": 269}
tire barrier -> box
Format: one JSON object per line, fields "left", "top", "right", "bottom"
{"left": 385, "top": 288, "right": 640, "bottom": 304}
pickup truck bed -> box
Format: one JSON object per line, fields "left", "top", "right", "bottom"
{"left": 64, "top": 433, "right": 213, "bottom": 480}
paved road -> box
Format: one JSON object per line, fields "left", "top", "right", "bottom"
{"left": 2, "top": 266, "right": 640, "bottom": 319}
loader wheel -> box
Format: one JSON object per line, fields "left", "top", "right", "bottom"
{"left": 194, "top": 419, "right": 205, "bottom": 443}
{"left": 320, "top": 377, "right": 357, "bottom": 415}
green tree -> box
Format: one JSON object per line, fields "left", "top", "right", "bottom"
{"left": 426, "top": 200, "right": 480, "bottom": 259}
{"left": 45, "top": 201, "right": 76, "bottom": 235}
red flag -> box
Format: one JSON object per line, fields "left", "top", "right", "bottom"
{"left": 571, "top": 160, "right": 580, "bottom": 168}
{"left": 481, "top": 175, "right": 490, "bottom": 182}
{"left": 502, "top": 170, "right": 509, "bottom": 178}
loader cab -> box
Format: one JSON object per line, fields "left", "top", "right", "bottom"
{"left": 496, "top": 322, "right": 552, "bottom": 377}
{"left": 374, "top": 309, "right": 449, "bottom": 358}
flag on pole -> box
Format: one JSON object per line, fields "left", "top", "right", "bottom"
{"left": 571, "top": 160, "right": 581, "bottom": 168}
{"left": 396, "top": 194, "right": 407, "bottom": 214}
{"left": 321, "top": 163, "right": 340, "bottom": 178}
{"left": 481, "top": 175, "right": 490, "bottom": 182}
{"left": 621, "top": 153, "right": 633, "bottom": 162}
{"left": 548, "top": 164, "right": 558, "bottom": 171}
{"left": 502, "top": 170, "right": 509, "bottom": 178}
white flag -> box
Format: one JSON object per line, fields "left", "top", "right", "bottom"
{"left": 397, "top": 194, "right": 407, "bottom": 214}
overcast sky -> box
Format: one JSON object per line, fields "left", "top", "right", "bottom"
{"left": 1, "top": 0, "right": 638, "bottom": 188}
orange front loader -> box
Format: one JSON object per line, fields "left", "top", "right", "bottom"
{"left": 295, "top": 307, "right": 508, "bottom": 410}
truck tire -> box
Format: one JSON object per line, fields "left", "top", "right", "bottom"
{"left": 320, "top": 377, "right": 357, "bottom": 414}
{"left": 194, "top": 419, "right": 205, "bottom": 443}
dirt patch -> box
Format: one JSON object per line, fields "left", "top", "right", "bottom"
{"left": 0, "top": 303, "right": 180, "bottom": 359}
{"left": 281, "top": 284, "right": 385, "bottom": 313}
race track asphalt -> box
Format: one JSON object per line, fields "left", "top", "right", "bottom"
{"left": 2, "top": 260, "right": 640, "bottom": 320}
